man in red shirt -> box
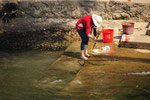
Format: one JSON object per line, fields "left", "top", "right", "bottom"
{"left": 76, "top": 14, "right": 102, "bottom": 60}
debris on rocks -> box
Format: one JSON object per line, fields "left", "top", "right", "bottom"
{"left": 0, "top": 2, "right": 18, "bottom": 24}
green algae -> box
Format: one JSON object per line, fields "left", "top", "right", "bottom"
{"left": 60, "top": 42, "right": 150, "bottom": 100}
{"left": 0, "top": 50, "right": 68, "bottom": 100}
{"left": 87, "top": 61, "right": 111, "bottom": 66}
{"left": 1, "top": 41, "right": 150, "bottom": 100}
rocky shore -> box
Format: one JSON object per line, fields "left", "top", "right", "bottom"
{"left": 0, "top": 0, "right": 150, "bottom": 51}
{"left": 0, "top": 18, "right": 78, "bottom": 51}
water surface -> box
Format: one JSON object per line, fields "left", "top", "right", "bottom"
{"left": 0, "top": 50, "right": 63, "bottom": 100}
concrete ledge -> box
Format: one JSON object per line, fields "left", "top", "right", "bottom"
{"left": 119, "top": 22, "right": 150, "bottom": 50}
{"left": 119, "top": 41, "right": 150, "bottom": 50}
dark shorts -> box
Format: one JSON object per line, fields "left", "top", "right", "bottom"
{"left": 77, "top": 29, "right": 89, "bottom": 50}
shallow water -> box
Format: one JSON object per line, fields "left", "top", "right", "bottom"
{"left": 0, "top": 50, "right": 64, "bottom": 100}
{"left": 0, "top": 42, "right": 150, "bottom": 100}
{"left": 60, "top": 42, "right": 150, "bottom": 100}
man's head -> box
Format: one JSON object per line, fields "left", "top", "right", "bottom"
{"left": 92, "top": 14, "right": 103, "bottom": 27}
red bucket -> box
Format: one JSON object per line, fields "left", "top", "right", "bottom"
{"left": 102, "top": 29, "right": 114, "bottom": 43}
{"left": 122, "top": 22, "right": 134, "bottom": 35}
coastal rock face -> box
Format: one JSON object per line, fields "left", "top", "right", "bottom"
{"left": 1, "top": 0, "right": 150, "bottom": 20}
{"left": 0, "top": 0, "right": 150, "bottom": 51}
{"left": 0, "top": 18, "right": 78, "bottom": 51}
{"left": 10, "top": 1, "right": 150, "bottom": 21}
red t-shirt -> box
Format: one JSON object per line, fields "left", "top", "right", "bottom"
{"left": 76, "top": 15, "right": 92, "bottom": 36}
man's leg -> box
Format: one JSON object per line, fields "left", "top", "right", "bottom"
{"left": 84, "top": 45, "right": 90, "bottom": 57}
{"left": 77, "top": 29, "right": 88, "bottom": 60}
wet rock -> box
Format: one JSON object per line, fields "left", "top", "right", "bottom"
{"left": 0, "top": 19, "right": 77, "bottom": 51}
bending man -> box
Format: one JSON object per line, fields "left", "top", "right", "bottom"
{"left": 76, "top": 14, "right": 103, "bottom": 60}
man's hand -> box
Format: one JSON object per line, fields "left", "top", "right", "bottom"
{"left": 92, "top": 36, "right": 96, "bottom": 40}
{"left": 88, "top": 35, "right": 96, "bottom": 40}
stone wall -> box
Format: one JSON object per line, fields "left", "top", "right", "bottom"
{"left": 0, "top": 0, "right": 150, "bottom": 21}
